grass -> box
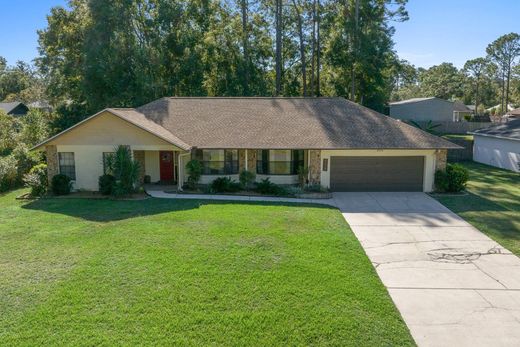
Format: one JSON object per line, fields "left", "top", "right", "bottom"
{"left": 435, "top": 161, "right": 520, "bottom": 255}
{"left": 0, "top": 189, "right": 414, "bottom": 346}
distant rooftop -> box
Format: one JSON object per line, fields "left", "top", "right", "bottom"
{"left": 471, "top": 119, "right": 520, "bottom": 141}
{"left": 389, "top": 97, "right": 437, "bottom": 105}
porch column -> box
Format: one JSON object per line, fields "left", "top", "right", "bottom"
{"left": 247, "top": 149, "right": 257, "bottom": 173}
{"left": 239, "top": 149, "right": 247, "bottom": 173}
{"left": 309, "top": 150, "right": 321, "bottom": 185}
{"left": 45, "top": 145, "right": 58, "bottom": 186}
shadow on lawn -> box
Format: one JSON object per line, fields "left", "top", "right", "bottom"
{"left": 437, "top": 192, "right": 520, "bottom": 242}
{"left": 22, "top": 197, "right": 335, "bottom": 222}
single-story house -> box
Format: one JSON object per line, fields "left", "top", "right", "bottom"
{"left": 0, "top": 101, "right": 29, "bottom": 117}
{"left": 470, "top": 119, "right": 520, "bottom": 172}
{"left": 32, "top": 97, "right": 459, "bottom": 192}
{"left": 389, "top": 97, "right": 472, "bottom": 122}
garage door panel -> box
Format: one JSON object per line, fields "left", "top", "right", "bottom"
{"left": 330, "top": 156, "right": 424, "bottom": 192}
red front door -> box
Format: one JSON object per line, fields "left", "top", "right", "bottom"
{"left": 160, "top": 151, "right": 174, "bottom": 181}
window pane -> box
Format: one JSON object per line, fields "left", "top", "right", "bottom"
{"left": 270, "top": 161, "right": 291, "bottom": 175}
{"left": 269, "top": 150, "right": 291, "bottom": 161}
{"left": 58, "top": 152, "right": 76, "bottom": 180}
{"left": 203, "top": 150, "right": 224, "bottom": 161}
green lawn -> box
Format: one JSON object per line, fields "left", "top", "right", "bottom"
{"left": 0, "top": 190, "right": 414, "bottom": 346}
{"left": 435, "top": 161, "right": 520, "bottom": 255}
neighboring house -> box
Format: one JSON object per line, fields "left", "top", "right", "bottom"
{"left": 32, "top": 97, "right": 459, "bottom": 192}
{"left": 0, "top": 102, "right": 29, "bottom": 117}
{"left": 389, "top": 97, "right": 472, "bottom": 122}
{"left": 453, "top": 101, "right": 474, "bottom": 121}
{"left": 470, "top": 119, "right": 520, "bottom": 172}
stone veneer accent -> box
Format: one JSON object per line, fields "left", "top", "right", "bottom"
{"left": 239, "top": 149, "right": 247, "bottom": 172}
{"left": 45, "top": 145, "right": 58, "bottom": 185}
{"left": 435, "top": 149, "right": 447, "bottom": 172}
{"left": 133, "top": 150, "right": 146, "bottom": 183}
{"left": 309, "top": 150, "right": 321, "bottom": 184}
{"left": 246, "top": 149, "right": 257, "bottom": 172}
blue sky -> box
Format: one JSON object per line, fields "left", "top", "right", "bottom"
{"left": 0, "top": 0, "right": 519, "bottom": 68}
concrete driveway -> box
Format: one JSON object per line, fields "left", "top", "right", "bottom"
{"left": 333, "top": 192, "right": 520, "bottom": 347}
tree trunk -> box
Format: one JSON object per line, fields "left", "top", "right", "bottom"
{"left": 316, "top": 0, "right": 321, "bottom": 97}
{"left": 501, "top": 69, "right": 506, "bottom": 115}
{"left": 275, "top": 0, "right": 282, "bottom": 96}
{"left": 292, "top": 0, "right": 306, "bottom": 96}
{"left": 241, "top": 0, "right": 249, "bottom": 95}
{"left": 475, "top": 80, "right": 479, "bottom": 113}
{"left": 350, "top": 0, "right": 359, "bottom": 101}
{"left": 310, "top": 0, "right": 316, "bottom": 96}
{"left": 505, "top": 63, "right": 511, "bottom": 113}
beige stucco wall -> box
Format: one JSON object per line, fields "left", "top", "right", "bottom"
{"left": 46, "top": 111, "right": 183, "bottom": 151}
{"left": 320, "top": 149, "right": 437, "bottom": 192}
{"left": 44, "top": 111, "right": 185, "bottom": 190}
{"left": 145, "top": 151, "right": 161, "bottom": 182}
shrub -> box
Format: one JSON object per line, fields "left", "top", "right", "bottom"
{"left": 239, "top": 170, "right": 256, "bottom": 190}
{"left": 104, "top": 145, "right": 141, "bottom": 196}
{"left": 285, "top": 186, "right": 303, "bottom": 197}
{"left": 211, "top": 177, "right": 242, "bottom": 193}
{"left": 305, "top": 184, "right": 329, "bottom": 193}
{"left": 435, "top": 163, "right": 469, "bottom": 193}
{"left": 98, "top": 174, "right": 116, "bottom": 195}
{"left": 185, "top": 159, "right": 202, "bottom": 190}
{"left": 12, "top": 144, "right": 42, "bottom": 185}
{"left": 51, "top": 174, "right": 72, "bottom": 195}
{"left": 144, "top": 175, "right": 151, "bottom": 184}
{"left": 255, "top": 178, "right": 287, "bottom": 196}
{"left": 0, "top": 155, "right": 17, "bottom": 192}
{"left": 23, "top": 164, "right": 48, "bottom": 197}
{"left": 297, "top": 165, "right": 309, "bottom": 188}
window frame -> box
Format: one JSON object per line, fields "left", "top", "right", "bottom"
{"left": 194, "top": 149, "right": 239, "bottom": 175}
{"left": 256, "top": 150, "right": 305, "bottom": 176}
{"left": 58, "top": 152, "right": 76, "bottom": 180}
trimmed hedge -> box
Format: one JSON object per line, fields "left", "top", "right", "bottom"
{"left": 435, "top": 163, "right": 469, "bottom": 193}
{"left": 51, "top": 174, "right": 72, "bottom": 195}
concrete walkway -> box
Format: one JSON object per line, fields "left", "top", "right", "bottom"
{"left": 333, "top": 192, "right": 520, "bottom": 347}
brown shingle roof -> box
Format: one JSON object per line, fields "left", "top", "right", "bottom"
{"left": 130, "top": 97, "right": 458, "bottom": 149}
{"left": 108, "top": 108, "right": 190, "bottom": 150}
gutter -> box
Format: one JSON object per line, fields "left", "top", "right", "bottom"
{"left": 177, "top": 151, "right": 192, "bottom": 192}
{"left": 468, "top": 132, "right": 520, "bottom": 142}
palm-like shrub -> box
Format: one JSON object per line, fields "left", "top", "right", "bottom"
{"left": 104, "top": 145, "right": 141, "bottom": 196}
{"left": 185, "top": 159, "right": 202, "bottom": 190}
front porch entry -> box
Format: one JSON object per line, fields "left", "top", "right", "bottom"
{"left": 160, "top": 151, "right": 175, "bottom": 182}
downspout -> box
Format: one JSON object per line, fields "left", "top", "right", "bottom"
{"left": 177, "top": 151, "right": 191, "bottom": 192}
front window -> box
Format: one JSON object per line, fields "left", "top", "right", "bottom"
{"left": 256, "top": 150, "right": 304, "bottom": 175}
{"left": 194, "top": 149, "right": 239, "bottom": 175}
{"left": 58, "top": 152, "right": 76, "bottom": 180}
